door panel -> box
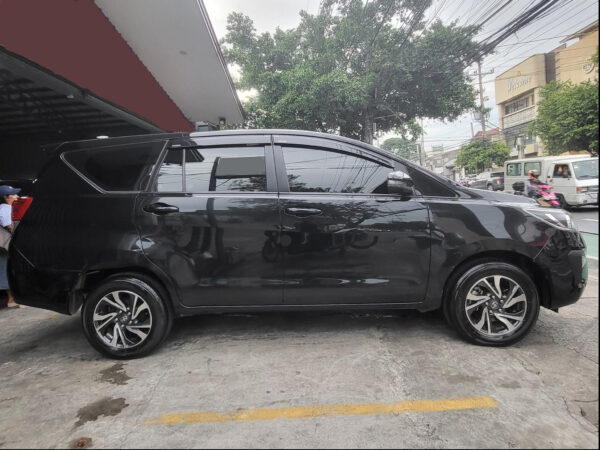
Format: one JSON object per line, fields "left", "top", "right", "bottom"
{"left": 274, "top": 142, "right": 430, "bottom": 305}
{"left": 278, "top": 195, "right": 430, "bottom": 304}
{"left": 135, "top": 141, "right": 283, "bottom": 307}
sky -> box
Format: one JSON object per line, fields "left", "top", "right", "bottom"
{"left": 203, "top": 0, "right": 599, "bottom": 153}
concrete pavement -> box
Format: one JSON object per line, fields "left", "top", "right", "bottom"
{"left": 0, "top": 269, "right": 597, "bottom": 448}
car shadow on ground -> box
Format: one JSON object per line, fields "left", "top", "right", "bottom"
{"left": 164, "top": 309, "right": 457, "bottom": 347}
{"left": 0, "top": 308, "right": 458, "bottom": 362}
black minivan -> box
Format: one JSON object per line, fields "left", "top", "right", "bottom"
{"left": 9, "top": 130, "right": 588, "bottom": 358}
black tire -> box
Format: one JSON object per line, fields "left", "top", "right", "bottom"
{"left": 486, "top": 184, "right": 494, "bottom": 191}
{"left": 447, "top": 262, "right": 540, "bottom": 346}
{"left": 556, "top": 194, "right": 570, "bottom": 210}
{"left": 82, "top": 275, "right": 173, "bottom": 359}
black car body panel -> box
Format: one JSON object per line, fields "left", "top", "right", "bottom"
{"left": 8, "top": 130, "right": 587, "bottom": 320}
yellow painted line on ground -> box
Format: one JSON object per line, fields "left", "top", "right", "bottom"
{"left": 28, "top": 314, "right": 62, "bottom": 322}
{"left": 588, "top": 275, "right": 598, "bottom": 281}
{"left": 145, "top": 396, "right": 497, "bottom": 426}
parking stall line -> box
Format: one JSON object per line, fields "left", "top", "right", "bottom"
{"left": 145, "top": 396, "right": 497, "bottom": 426}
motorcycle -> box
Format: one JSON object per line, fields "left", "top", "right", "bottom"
{"left": 512, "top": 181, "right": 560, "bottom": 207}
{"left": 534, "top": 183, "right": 561, "bottom": 208}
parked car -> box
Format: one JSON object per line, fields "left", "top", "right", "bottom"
{"left": 9, "top": 130, "right": 588, "bottom": 358}
{"left": 458, "top": 174, "right": 477, "bottom": 187}
{"left": 504, "top": 155, "right": 598, "bottom": 208}
{"left": 469, "top": 171, "right": 504, "bottom": 191}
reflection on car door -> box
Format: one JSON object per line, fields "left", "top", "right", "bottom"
{"left": 135, "top": 136, "right": 284, "bottom": 307}
{"left": 272, "top": 137, "right": 430, "bottom": 305}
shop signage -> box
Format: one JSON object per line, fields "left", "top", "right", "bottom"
{"left": 582, "top": 59, "right": 595, "bottom": 74}
{"left": 507, "top": 75, "right": 532, "bottom": 93}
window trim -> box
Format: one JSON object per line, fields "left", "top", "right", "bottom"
{"left": 147, "top": 142, "right": 277, "bottom": 194}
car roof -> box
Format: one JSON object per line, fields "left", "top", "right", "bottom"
{"left": 47, "top": 128, "right": 400, "bottom": 164}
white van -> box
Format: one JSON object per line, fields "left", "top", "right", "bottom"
{"left": 503, "top": 154, "right": 598, "bottom": 208}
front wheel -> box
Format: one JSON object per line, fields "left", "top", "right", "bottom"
{"left": 447, "top": 262, "right": 540, "bottom": 346}
{"left": 556, "top": 194, "right": 570, "bottom": 210}
{"left": 82, "top": 275, "right": 172, "bottom": 359}
{"left": 487, "top": 184, "right": 494, "bottom": 191}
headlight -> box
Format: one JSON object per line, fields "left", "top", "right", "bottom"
{"left": 576, "top": 187, "right": 588, "bottom": 193}
{"left": 524, "top": 207, "right": 575, "bottom": 230}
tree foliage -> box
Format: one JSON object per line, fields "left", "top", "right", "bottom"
{"left": 529, "top": 80, "right": 599, "bottom": 155}
{"left": 222, "top": 0, "right": 482, "bottom": 144}
{"left": 381, "top": 137, "right": 419, "bottom": 161}
{"left": 455, "top": 140, "right": 510, "bottom": 173}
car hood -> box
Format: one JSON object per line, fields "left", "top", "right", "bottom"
{"left": 466, "top": 188, "right": 537, "bottom": 206}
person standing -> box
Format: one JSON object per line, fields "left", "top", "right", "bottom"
{"left": 0, "top": 185, "right": 21, "bottom": 308}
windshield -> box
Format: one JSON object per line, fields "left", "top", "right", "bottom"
{"left": 572, "top": 159, "right": 598, "bottom": 180}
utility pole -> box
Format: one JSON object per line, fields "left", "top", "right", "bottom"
{"left": 419, "top": 117, "right": 425, "bottom": 167}
{"left": 477, "top": 60, "right": 486, "bottom": 142}
{"left": 474, "top": 61, "right": 494, "bottom": 142}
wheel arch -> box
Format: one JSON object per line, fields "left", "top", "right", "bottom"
{"left": 441, "top": 250, "right": 550, "bottom": 321}
{"left": 75, "top": 266, "right": 178, "bottom": 319}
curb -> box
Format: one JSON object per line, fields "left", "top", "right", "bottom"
{"left": 587, "top": 256, "right": 598, "bottom": 274}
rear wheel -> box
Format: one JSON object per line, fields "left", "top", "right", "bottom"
{"left": 447, "top": 262, "right": 539, "bottom": 346}
{"left": 82, "top": 275, "right": 172, "bottom": 359}
{"left": 486, "top": 184, "right": 494, "bottom": 191}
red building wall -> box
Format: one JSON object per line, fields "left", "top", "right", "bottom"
{"left": 0, "top": 0, "right": 193, "bottom": 132}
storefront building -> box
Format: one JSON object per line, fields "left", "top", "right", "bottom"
{"left": 494, "top": 21, "right": 598, "bottom": 159}
{"left": 0, "top": 0, "right": 244, "bottom": 179}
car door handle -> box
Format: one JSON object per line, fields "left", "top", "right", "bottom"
{"left": 143, "top": 203, "right": 179, "bottom": 215}
{"left": 284, "top": 207, "right": 322, "bottom": 218}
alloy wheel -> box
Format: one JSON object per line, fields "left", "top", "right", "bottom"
{"left": 464, "top": 275, "right": 527, "bottom": 338}
{"left": 93, "top": 290, "right": 153, "bottom": 349}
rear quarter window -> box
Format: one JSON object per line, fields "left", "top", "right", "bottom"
{"left": 506, "top": 163, "right": 521, "bottom": 176}
{"left": 523, "top": 161, "right": 541, "bottom": 175}
{"left": 63, "top": 141, "right": 165, "bottom": 191}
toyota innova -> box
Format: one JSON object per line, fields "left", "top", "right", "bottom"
{"left": 9, "top": 130, "right": 588, "bottom": 358}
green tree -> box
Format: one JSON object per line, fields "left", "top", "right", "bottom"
{"left": 455, "top": 140, "right": 510, "bottom": 173}
{"left": 222, "top": 0, "right": 483, "bottom": 144}
{"left": 381, "top": 137, "right": 419, "bottom": 161}
{"left": 529, "top": 80, "right": 599, "bottom": 155}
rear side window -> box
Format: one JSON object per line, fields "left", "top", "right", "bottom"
{"left": 524, "top": 161, "right": 541, "bottom": 175}
{"left": 187, "top": 147, "right": 266, "bottom": 192}
{"left": 64, "top": 141, "right": 164, "bottom": 191}
{"left": 506, "top": 163, "right": 521, "bottom": 176}
{"left": 154, "top": 146, "right": 267, "bottom": 193}
{"left": 282, "top": 146, "right": 391, "bottom": 194}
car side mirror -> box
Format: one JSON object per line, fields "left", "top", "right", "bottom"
{"left": 387, "top": 171, "right": 414, "bottom": 197}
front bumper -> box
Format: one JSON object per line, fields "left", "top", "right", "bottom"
{"left": 534, "top": 229, "right": 587, "bottom": 310}
{"left": 568, "top": 192, "right": 598, "bottom": 206}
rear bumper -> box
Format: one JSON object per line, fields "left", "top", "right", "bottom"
{"left": 8, "top": 246, "right": 81, "bottom": 315}
{"left": 534, "top": 229, "right": 587, "bottom": 310}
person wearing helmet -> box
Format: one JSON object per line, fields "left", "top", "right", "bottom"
{"left": 526, "top": 169, "right": 542, "bottom": 198}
